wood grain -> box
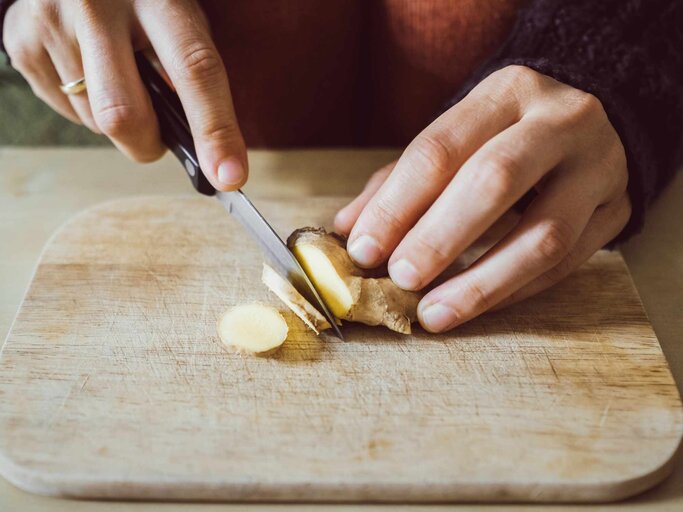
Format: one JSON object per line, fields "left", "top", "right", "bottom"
{"left": 0, "top": 195, "right": 680, "bottom": 503}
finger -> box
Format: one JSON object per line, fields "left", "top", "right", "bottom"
{"left": 495, "top": 193, "right": 632, "bottom": 309}
{"left": 138, "top": 3, "right": 247, "bottom": 191}
{"left": 6, "top": 40, "right": 81, "bottom": 124}
{"left": 388, "top": 116, "right": 570, "bottom": 291}
{"left": 417, "top": 163, "right": 604, "bottom": 333}
{"left": 79, "top": 17, "right": 164, "bottom": 162}
{"left": 45, "top": 37, "right": 99, "bottom": 133}
{"left": 31, "top": 49, "right": 83, "bottom": 124}
{"left": 1, "top": 6, "right": 81, "bottom": 124}
{"left": 347, "top": 81, "right": 522, "bottom": 268}
{"left": 334, "top": 162, "right": 395, "bottom": 235}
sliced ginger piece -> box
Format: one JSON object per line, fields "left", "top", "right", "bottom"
{"left": 217, "top": 304, "right": 288, "bottom": 356}
{"left": 287, "top": 228, "right": 422, "bottom": 334}
{"left": 261, "top": 263, "right": 332, "bottom": 334}
{"left": 291, "top": 243, "right": 354, "bottom": 318}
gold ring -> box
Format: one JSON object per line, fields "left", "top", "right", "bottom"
{"left": 59, "top": 77, "right": 87, "bottom": 95}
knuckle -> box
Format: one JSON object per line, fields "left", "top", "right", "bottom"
{"left": 561, "top": 90, "right": 606, "bottom": 128}
{"left": 173, "top": 42, "right": 222, "bottom": 82}
{"left": 573, "top": 90, "right": 604, "bottom": 117}
{"left": 534, "top": 218, "right": 575, "bottom": 264}
{"left": 29, "top": 1, "right": 63, "bottom": 45}
{"left": 199, "top": 122, "right": 242, "bottom": 147}
{"left": 500, "top": 65, "right": 544, "bottom": 91}
{"left": 478, "top": 90, "right": 511, "bottom": 115}
{"left": 93, "top": 101, "right": 140, "bottom": 137}
{"left": 406, "top": 134, "right": 454, "bottom": 181}
{"left": 470, "top": 73, "right": 515, "bottom": 107}
{"left": 4, "top": 40, "right": 33, "bottom": 71}
{"left": 130, "top": 147, "right": 165, "bottom": 164}
{"left": 476, "top": 152, "right": 520, "bottom": 200}
{"left": 28, "top": 0, "right": 55, "bottom": 18}
{"left": 459, "top": 277, "right": 492, "bottom": 316}
{"left": 372, "top": 198, "right": 405, "bottom": 233}
{"left": 412, "top": 231, "right": 451, "bottom": 266}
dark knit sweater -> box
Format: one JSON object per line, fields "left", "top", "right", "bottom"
{"left": 2, "top": 0, "right": 682, "bottom": 241}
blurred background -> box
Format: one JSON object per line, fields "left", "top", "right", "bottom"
{"left": 0, "top": 59, "right": 106, "bottom": 146}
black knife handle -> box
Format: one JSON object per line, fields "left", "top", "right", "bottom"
{"left": 135, "top": 52, "right": 216, "bottom": 197}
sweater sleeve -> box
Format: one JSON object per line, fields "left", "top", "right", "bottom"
{"left": 448, "top": 0, "right": 683, "bottom": 243}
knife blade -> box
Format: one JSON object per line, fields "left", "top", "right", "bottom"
{"left": 215, "top": 190, "right": 343, "bottom": 339}
{"left": 135, "top": 52, "right": 343, "bottom": 339}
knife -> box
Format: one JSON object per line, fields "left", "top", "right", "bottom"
{"left": 135, "top": 52, "right": 343, "bottom": 340}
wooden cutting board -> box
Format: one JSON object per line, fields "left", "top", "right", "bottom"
{"left": 0, "top": 196, "right": 680, "bottom": 503}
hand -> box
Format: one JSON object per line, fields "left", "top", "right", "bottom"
{"left": 2, "top": 0, "right": 247, "bottom": 190}
{"left": 335, "top": 65, "right": 631, "bottom": 333}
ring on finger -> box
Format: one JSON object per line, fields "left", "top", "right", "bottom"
{"left": 59, "top": 77, "right": 87, "bottom": 95}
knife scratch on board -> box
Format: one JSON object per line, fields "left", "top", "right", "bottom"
{"left": 599, "top": 402, "right": 612, "bottom": 428}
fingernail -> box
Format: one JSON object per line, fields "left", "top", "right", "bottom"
{"left": 419, "top": 303, "right": 457, "bottom": 332}
{"left": 217, "top": 158, "right": 244, "bottom": 186}
{"left": 389, "top": 259, "right": 421, "bottom": 290}
{"left": 348, "top": 235, "right": 381, "bottom": 267}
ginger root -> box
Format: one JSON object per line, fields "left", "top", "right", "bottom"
{"left": 261, "top": 263, "right": 331, "bottom": 334}
{"left": 217, "top": 304, "right": 288, "bottom": 355}
{"left": 287, "top": 228, "right": 421, "bottom": 334}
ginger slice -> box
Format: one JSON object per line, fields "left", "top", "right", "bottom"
{"left": 217, "top": 304, "right": 288, "bottom": 355}
{"left": 261, "top": 263, "right": 332, "bottom": 334}
{"left": 287, "top": 228, "right": 422, "bottom": 334}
